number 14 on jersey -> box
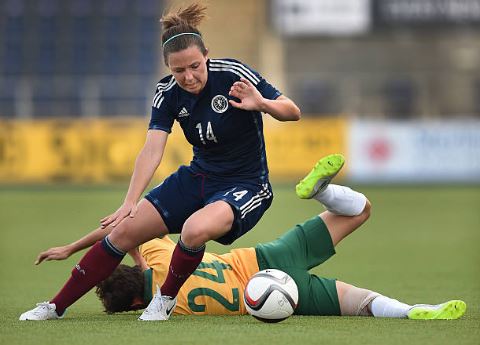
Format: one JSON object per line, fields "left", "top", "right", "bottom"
{"left": 196, "top": 122, "right": 218, "bottom": 145}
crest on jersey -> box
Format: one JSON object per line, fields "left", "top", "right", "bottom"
{"left": 211, "top": 95, "right": 228, "bottom": 114}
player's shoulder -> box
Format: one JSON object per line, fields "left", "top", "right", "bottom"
{"left": 152, "top": 75, "right": 178, "bottom": 108}
{"left": 155, "top": 74, "right": 177, "bottom": 93}
{"left": 209, "top": 58, "right": 261, "bottom": 85}
{"left": 210, "top": 57, "right": 244, "bottom": 65}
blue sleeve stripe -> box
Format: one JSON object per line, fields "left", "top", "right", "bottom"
{"left": 152, "top": 78, "right": 176, "bottom": 108}
{"left": 210, "top": 59, "right": 260, "bottom": 84}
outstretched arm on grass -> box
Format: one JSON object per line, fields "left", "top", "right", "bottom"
{"left": 35, "top": 225, "right": 144, "bottom": 266}
{"left": 35, "top": 226, "right": 110, "bottom": 265}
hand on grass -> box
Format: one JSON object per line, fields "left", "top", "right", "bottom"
{"left": 35, "top": 245, "right": 73, "bottom": 265}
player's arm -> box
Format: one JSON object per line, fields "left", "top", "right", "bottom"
{"left": 35, "top": 226, "right": 111, "bottom": 265}
{"left": 100, "top": 130, "right": 168, "bottom": 228}
{"left": 36, "top": 228, "right": 150, "bottom": 267}
{"left": 229, "top": 78, "right": 301, "bottom": 121}
{"left": 259, "top": 95, "right": 301, "bottom": 121}
{"left": 128, "top": 247, "right": 150, "bottom": 271}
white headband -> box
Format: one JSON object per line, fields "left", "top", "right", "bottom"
{"left": 162, "top": 32, "right": 202, "bottom": 48}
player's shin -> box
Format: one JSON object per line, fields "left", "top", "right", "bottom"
{"left": 314, "top": 184, "right": 367, "bottom": 216}
{"left": 339, "top": 284, "right": 466, "bottom": 319}
{"left": 50, "top": 236, "right": 125, "bottom": 315}
{"left": 160, "top": 237, "right": 205, "bottom": 298}
{"left": 339, "top": 285, "right": 380, "bottom": 316}
{"left": 339, "top": 284, "right": 411, "bottom": 318}
{"left": 369, "top": 296, "right": 411, "bottom": 318}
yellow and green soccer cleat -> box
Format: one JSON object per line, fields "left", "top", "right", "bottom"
{"left": 295, "top": 154, "right": 345, "bottom": 199}
{"left": 407, "top": 300, "right": 466, "bottom": 320}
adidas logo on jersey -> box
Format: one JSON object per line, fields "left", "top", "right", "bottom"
{"left": 178, "top": 107, "right": 190, "bottom": 118}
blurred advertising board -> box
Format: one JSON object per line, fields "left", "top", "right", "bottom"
{"left": 272, "top": 0, "right": 371, "bottom": 35}
{"left": 264, "top": 116, "right": 348, "bottom": 180}
{"left": 4, "top": 118, "right": 478, "bottom": 184}
{"left": 348, "top": 120, "right": 480, "bottom": 183}
{"left": 374, "top": 0, "right": 480, "bottom": 26}
{"left": 0, "top": 117, "right": 347, "bottom": 183}
{"left": 0, "top": 119, "right": 192, "bottom": 183}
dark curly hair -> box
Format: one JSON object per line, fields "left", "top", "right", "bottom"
{"left": 95, "top": 264, "right": 145, "bottom": 314}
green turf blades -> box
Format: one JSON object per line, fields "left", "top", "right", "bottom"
{"left": 295, "top": 153, "right": 345, "bottom": 199}
{"left": 407, "top": 300, "right": 467, "bottom": 320}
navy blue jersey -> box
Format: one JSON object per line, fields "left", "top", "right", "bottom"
{"left": 149, "top": 58, "right": 282, "bottom": 183}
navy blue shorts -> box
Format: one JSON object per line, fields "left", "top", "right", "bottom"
{"left": 144, "top": 165, "right": 273, "bottom": 245}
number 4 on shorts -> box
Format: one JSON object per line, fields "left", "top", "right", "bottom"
{"left": 233, "top": 190, "right": 248, "bottom": 201}
{"left": 223, "top": 188, "right": 248, "bottom": 201}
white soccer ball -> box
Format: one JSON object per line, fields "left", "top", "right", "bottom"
{"left": 244, "top": 269, "right": 298, "bottom": 323}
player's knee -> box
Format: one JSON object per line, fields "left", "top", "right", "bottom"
{"left": 337, "top": 281, "right": 379, "bottom": 316}
{"left": 361, "top": 198, "right": 372, "bottom": 221}
{"left": 181, "top": 221, "right": 210, "bottom": 247}
{"left": 107, "top": 224, "right": 136, "bottom": 252}
{"left": 354, "top": 198, "right": 371, "bottom": 229}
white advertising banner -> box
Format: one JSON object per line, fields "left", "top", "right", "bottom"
{"left": 272, "top": 0, "right": 371, "bottom": 36}
{"left": 348, "top": 120, "right": 480, "bottom": 182}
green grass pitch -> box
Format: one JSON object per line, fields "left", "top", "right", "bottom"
{"left": 0, "top": 184, "right": 479, "bottom": 345}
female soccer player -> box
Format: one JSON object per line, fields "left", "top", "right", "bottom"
{"left": 19, "top": 2, "right": 300, "bottom": 321}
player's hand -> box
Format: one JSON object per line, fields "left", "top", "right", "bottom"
{"left": 128, "top": 248, "right": 142, "bottom": 265}
{"left": 35, "top": 245, "right": 73, "bottom": 265}
{"left": 100, "top": 201, "right": 138, "bottom": 228}
{"left": 228, "top": 78, "right": 265, "bottom": 111}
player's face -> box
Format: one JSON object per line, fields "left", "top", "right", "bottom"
{"left": 167, "top": 46, "right": 208, "bottom": 95}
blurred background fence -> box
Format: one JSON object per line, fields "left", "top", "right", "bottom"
{"left": 0, "top": 0, "right": 479, "bottom": 184}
